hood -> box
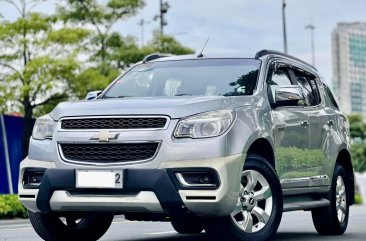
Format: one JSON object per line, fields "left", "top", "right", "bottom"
{"left": 49, "top": 96, "right": 252, "bottom": 120}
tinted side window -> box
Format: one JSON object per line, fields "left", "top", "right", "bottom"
{"left": 309, "top": 77, "right": 321, "bottom": 104}
{"left": 294, "top": 71, "right": 318, "bottom": 106}
{"left": 268, "top": 68, "right": 292, "bottom": 101}
{"left": 270, "top": 69, "right": 292, "bottom": 86}
{"left": 324, "top": 84, "right": 339, "bottom": 109}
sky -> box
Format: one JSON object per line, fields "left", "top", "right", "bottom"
{"left": 1, "top": 0, "right": 366, "bottom": 84}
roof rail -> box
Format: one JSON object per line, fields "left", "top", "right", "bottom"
{"left": 255, "top": 49, "right": 317, "bottom": 71}
{"left": 142, "top": 53, "right": 173, "bottom": 63}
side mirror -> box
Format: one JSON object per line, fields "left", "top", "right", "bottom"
{"left": 273, "top": 85, "right": 304, "bottom": 107}
{"left": 85, "top": 90, "right": 102, "bottom": 100}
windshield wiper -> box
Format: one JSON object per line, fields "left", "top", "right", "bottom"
{"left": 175, "top": 93, "right": 192, "bottom": 96}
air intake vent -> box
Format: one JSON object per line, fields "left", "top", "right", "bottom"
{"left": 60, "top": 143, "right": 160, "bottom": 164}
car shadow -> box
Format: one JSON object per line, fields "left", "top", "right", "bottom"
{"left": 111, "top": 232, "right": 362, "bottom": 241}
{"left": 111, "top": 233, "right": 208, "bottom": 241}
{"left": 274, "top": 232, "right": 362, "bottom": 241}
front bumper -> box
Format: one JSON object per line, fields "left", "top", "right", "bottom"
{"left": 19, "top": 154, "right": 244, "bottom": 217}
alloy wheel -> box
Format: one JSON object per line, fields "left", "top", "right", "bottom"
{"left": 231, "top": 170, "right": 273, "bottom": 233}
{"left": 336, "top": 175, "right": 347, "bottom": 223}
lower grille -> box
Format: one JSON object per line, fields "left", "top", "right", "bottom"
{"left": 59, "top": 143, "right": 159, "bottom": 164}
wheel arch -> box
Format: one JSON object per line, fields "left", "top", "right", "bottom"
{"left": 246, "top": 138, "right": 275, "bottom": 170}
{"left": 336, "top": 149, "right": 355, "bottom": 205}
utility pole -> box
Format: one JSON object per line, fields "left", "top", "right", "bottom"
{"left": 305, "top": 24, "right": 316, "bottom": 66}
{"left": 282, "top": 0, "right": 288, "bottom": 54}
{"left": 154, "top": 0, "right": 170, "bottom": 38}
{"left": 138, "top": 19, "right": 150, "bottom": 47}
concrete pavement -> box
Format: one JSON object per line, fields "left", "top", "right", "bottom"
{"left": 0, "top": 206, "right": 365, "bottom": 241}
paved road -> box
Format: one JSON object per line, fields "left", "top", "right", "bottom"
{"left": 356, "top": 173, "right": 366, "bottom": 202}
{"left": 1, "top": 206, "right": 365, "bottom": 241}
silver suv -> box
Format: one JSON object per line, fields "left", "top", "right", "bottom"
{"left": 19, "top": 50, "right": 354, "bottom": 241}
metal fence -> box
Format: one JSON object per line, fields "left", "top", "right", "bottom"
{"left": 0, "top": 115, "right": 28, "bottom": 194}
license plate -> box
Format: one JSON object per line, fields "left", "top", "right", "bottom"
{"left": 76, "top": 170, "right": 123, "bottom": 189}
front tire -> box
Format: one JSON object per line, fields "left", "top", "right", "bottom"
{"left": 311, "top": 164, "right": 349, "bottom": 235}
{"left": 29, "top": 211, "right": 113, "bottom": 241}
{"left": 204, "top": 154, "right": 283, "bottom": 241}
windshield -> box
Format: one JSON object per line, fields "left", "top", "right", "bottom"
{"left": 103, "top": 59, "right": 261, "bottom": 98}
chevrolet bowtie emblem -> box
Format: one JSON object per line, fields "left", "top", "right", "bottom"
{"left": 90, "top": 131, "right": 120, "bottom": 142}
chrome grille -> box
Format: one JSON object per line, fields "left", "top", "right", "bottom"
{"left": 59, "top": 143, "right": 159, "bottom": 164}
{"left": 61, "top": 117, "right": 167, "bottom": 129}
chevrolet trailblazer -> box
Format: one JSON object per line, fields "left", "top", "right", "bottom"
{"left": 19, "top": 50, "right": 354, "bottom": 241}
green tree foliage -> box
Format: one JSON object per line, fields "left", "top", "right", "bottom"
{"left": 0, "top": 0, "right": 195, "bottom": 154}
{"left": 352, "top": 144, "right": 366, "bottom": 173}
{"left": 57, "top": 0, "right": 145, "bottom": 97}
{"left": 348, "top": 114, "right": 366, "bottom": 172}
{"left": 57, "top": 0, "right": 145, "bottom": 67}
{"left": 57, "top": 0, "right": 194, "bottom": 98}
{"left": 69, "top": 31, "right": 195, "bottom": 99}
{"left": 0, "top": 195, "right": 28, "bottom": 219}
{"left": 348, "top": 114, "right": 366, "bottom": 141}
{"left": 69, "top": 33, "right": 144, "bottom": 98}
{"left": 0, "top": 0, "right": 90, "bottom": 153}
{"left": 148, "top": 31, "right": 194, "bottom": 55}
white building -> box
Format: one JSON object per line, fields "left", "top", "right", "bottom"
{"left": 332, "top": 22, "right": 366, "bottom": 117}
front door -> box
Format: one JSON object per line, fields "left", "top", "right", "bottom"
{"left": 268, "top": 66, "right": 311, "bottom": 186}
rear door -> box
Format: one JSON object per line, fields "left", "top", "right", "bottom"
{"left": 292, "top": 69, "right": 331, "bottom": 187}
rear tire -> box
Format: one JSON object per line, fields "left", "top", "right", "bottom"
{"left": 311, "top": 164, "right": 349, "bottom": 235}
{"left": 204, "top": 154, "right": 283, "bottom": 241}
{"left": 29, "top": 211, "right": 113, "bottom": 241}
{"left": 171, "top": 219, "right": 203, "bottom": 234}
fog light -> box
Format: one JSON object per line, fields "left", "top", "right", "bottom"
{"left": 199, "top": 175, "right": 211, "bottom": 184}
{"left": 30, "top": 173, "right": 43, "bottom": 183}
{"left": 175, "top": 171, "right": 218, "bottom": 188}
{"left": 23, "top": 169, "right": 45, "bottom": 188}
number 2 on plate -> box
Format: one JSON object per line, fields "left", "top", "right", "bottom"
{"left": 115, "top": 173, "right": 121, "bottom": 184}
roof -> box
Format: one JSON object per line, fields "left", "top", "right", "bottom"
{"left": 144, "top": 53, "right": 256, "bottom": 62}
{"left": 142, "top": 50, "right": 317, "bottom": 72}
{"left": 255, "top": 49, "right": 317, "bottom": 71}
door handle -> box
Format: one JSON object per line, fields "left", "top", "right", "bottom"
{"left": 327, "top": 120, "right": 334, "bottom": 126}
{"left": 277, "top": 127, "right": 285, "bottom": 132}
{"left": 301, "top": 120, "right": 309, "bottom": 127}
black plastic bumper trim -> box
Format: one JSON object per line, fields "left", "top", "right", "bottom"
{"left": 19, "top": 195, "right": 36, "bottom": 198}
{"left": 186, "top": 196, "right": 216, "bottom": 200}
{"left": 36, "top": 168, "right": 187, "bottom": 216}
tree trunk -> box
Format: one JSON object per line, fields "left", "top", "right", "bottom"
{"left": 22, "top": 98, "right": 34, "bottom": 158}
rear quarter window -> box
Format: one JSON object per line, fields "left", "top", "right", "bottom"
{"left": 323, "top": 84, "right": 339, "bottom": 110}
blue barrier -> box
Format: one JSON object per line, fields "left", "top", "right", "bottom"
{"left": 0, "top": 115, "right": 31, "bottom": 194}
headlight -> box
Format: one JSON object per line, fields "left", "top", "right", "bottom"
{"left": 32, "top": 115, "right": 55, "bottom": 140}
{"left": 174, "top": 110, "right": 235, "bottom": 139}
